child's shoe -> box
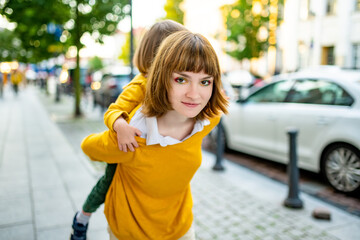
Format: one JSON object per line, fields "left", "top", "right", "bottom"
{"left": 70, "top": 212, "right": 88, "bottom": 240}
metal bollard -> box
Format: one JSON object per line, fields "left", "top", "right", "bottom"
{"left": 212, "top": 118, "right": 225, "bottom": 171}
{"left": 55, "top": 83, "right": 61, "bottom": 102}
{"left": 284, "top": 128, "right": 303, "bottom": 208}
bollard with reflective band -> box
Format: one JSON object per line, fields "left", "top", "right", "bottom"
{"left": 284, "top": 128, "right": 303, "bottom": 209}
{"left": 213, "top": 118, "right": 225, "bottom": 171}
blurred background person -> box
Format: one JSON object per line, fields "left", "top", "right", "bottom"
{"left": 10, "top": 68, "right": 23, "bottom": 95}
{"left": 0, "top": 72, "right": 3, "bottom": 98}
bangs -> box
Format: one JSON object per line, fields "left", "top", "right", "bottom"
{"left": 169, "top": 34, "right": 219, "bottom": 76}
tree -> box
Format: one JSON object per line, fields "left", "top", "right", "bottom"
{"left": 163, "top": 0, "right": 184, "bottom": 24}
{"left": 0, "top": 29, "right": 24, "bottom": 61}
{"left": 0, "top": 1, "right": 70, "bottom": 63}
{"left": 0, "top": 0, "right": 129, "bottom": 117}
{"left": 118, "top": 32, "right": 132, "bottom": 65}
{"left": 118, "top": 30, "right": 141, "bottom": 65}
{"left": 88, "top": 56, "right": 104, "bottom": 72}
{"left": 222, "top": 0, "right": 283, "bottom": 61}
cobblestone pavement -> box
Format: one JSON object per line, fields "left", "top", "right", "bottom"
{"left": 202, "top": 146, "right": 360, "bottom": 217}
{"left": 1, "top": 86, "right": 357, "bottom": 240}
{"left": 192, "top": 163, "right": 340, "bottom": 240}
{"left": 38, "top": 87, "right": 360, "bottom": 240}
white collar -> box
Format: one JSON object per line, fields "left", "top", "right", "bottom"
{"left": 129, "top": 108, "right": 210, "bottom": 147}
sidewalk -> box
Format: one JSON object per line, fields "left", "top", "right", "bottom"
{"left": 0, "top": 86, "right": 359, "bottom": 240}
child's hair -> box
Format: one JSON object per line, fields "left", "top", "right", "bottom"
{"left": 142, "top": 31, "right": 228, "bottom": 120}
{"left": 133, "top": 20, "right": 187, "bottom": 75}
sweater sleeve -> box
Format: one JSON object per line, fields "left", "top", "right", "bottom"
{"left": 103, "top": 74, "right": 147, "bottom": 131}
{"left": 81, "top": 130, "right": 143, "bottom": 164}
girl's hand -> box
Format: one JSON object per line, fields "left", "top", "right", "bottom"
{"left": 113, "top": 117, "right": 142, "bottom": 152}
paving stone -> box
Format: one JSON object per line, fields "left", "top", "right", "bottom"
{"left": 0, "top": 223, "right": 34, "bottom": 240}
{"left": 37, "top": 226, "right": 72, "bottom": 240}
{"left": 0, "top": 195, "right": 32, "bottom": 226}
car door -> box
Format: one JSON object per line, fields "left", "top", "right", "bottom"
{"left": 224, "top": 79, "right": 294, "bottom": 160}
{"left": 274, "top": 78, "right": 353, "bottom": 171}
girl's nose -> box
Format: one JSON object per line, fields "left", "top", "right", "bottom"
{"left": 186, "top": 83, "right": 200, "bottom": 99}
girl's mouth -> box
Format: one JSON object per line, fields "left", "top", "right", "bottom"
{"left": 182, "top": 102, "right": 199, "bottom": 108}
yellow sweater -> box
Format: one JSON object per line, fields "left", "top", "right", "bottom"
{"left": 82, "top": 108, "right": 220, "bottom": 239}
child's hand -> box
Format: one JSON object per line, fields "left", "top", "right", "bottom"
{"left": 113, "top": 117, "right": 142, "bottom": 152}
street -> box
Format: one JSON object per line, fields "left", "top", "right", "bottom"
{"left": 42, "top": 87, "right": 360, "bottom": 218}
{"left": 1, "top": 85, "right": 359, "bottom": 240}
{"left": 203, "top": 138, "right": 360, "bottom": 217}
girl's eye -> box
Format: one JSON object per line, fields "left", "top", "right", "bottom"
{"left": 201, "top": 80, "right": 212, "bottom": 86}
{"left": 174, "top": 77, "right": 187, "bottom": 84}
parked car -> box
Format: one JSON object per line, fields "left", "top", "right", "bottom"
{"left": 223, "top": 69, "right": 256, "bottom": 87}
{"left": 92, "top": 66, "right": 132, "bottom": 108}
{"left": 219, "top": 67, "right": 360, "bottom": 194}
{"left": 222, "top": 69, "right": 264, "bottom": 99}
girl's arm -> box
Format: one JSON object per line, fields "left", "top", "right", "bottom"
{"left": 81, "top": 130, "right": 137, "bottom": 164}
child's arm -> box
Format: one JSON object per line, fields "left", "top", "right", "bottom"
{"left": 103, "top": 74, "right": 147, "bottom": 152}
{"left": 113, "top": 116, "right": 142, "bottom": 152}
{"left": 104, "top": 74, "right": 146, "bottom": 131}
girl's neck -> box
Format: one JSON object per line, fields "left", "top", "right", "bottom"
{"left": 157, "top": 111, "right": 195, "bottom": 141}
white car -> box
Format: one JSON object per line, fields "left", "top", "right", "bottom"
{"left": 220, "top": 67, "right": 360, "bottom": 194}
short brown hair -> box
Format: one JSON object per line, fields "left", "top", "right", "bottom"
{"left": 142, "top": 31, "right": 228, "bottom": 120}
{"left": 133, "top": 20, "right": 187, "bottom": 75}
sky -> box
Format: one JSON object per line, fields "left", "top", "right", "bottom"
{"left": 81, "top": 0, "right": 167, "bottom": 59}
{"left": 82, "top": 0, "right": 236, "bottom": 66}
{"left": 118, "top": 0, "right": 167, "bottom": 32}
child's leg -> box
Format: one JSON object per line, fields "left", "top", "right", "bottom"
{"left": 70, "top": 163, "right": 117, "bottom": 240}
{"left": 82, "top": 163, "right": 117, "bottom": 213}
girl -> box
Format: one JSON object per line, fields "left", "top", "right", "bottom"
{"left": 81, "top": 31, "right": 228, "bottom": 239}
{"left": 70, "top": 20, "right": 187, "bottom": 240}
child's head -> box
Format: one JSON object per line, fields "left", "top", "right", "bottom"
{"left": 133, "top": 20, "right": 187, "bottom": 75}
{"left": 143, "top": 31, "right": 228, "bottom": 120}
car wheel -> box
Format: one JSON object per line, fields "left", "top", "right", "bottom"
{"left": 322, "top": 144, "right": 360, "bottom": 194}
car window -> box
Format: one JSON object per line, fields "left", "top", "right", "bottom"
{"left": 115, "top": 75, "right": 131, "bottom": 90}
{"left": 285, "top": 79, "right": 354, "bottom": 106}
{"left": 247, "top": 80, "right": 294, "bottom": 103}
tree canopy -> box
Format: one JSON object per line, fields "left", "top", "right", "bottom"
{"left": 0, "top": 0, "right": 129, "bottom": 116}
{"left": 163, "top": 0, "right": 184, "bottom": 24}
{"left": 222, "top": 0, "right": 283, "bottom": 61}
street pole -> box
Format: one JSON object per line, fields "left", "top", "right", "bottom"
{"left": 213, "top": 118, "right": 225, "bottom": 171}
{"left": 284, "top": 128, "right": 303, "bottom": 209}
{"left": 129, "top": 0, "right": 134, "bottom": 80}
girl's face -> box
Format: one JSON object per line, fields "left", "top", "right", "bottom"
{"left": 168, "top": 70, "right": 213, "bottom": 119}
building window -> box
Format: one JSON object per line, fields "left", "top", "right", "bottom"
{"left": 326, "top": 0, "right": 337, "bottom": 15}
{"left": 353, "top": 43, "right": 360, "bottom": 69}
{"left": 322, "top": 46, "right": 335, "bottom": 65}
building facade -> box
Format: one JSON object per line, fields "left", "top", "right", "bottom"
{"left": 278, "top": 0, "right": 360, "bottom": 72}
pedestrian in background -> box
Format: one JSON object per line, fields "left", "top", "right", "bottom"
{"left": 10, "top": 69, "right": 23, "bottom": 95}
{"left": 70, "top": 20, "right": 187, "bottom": 240}
{"left": 81, "top": 30, "right": 228, "bottom": 239}
{"left": 0, "top": 72, "right": 3, "bottom": 98}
